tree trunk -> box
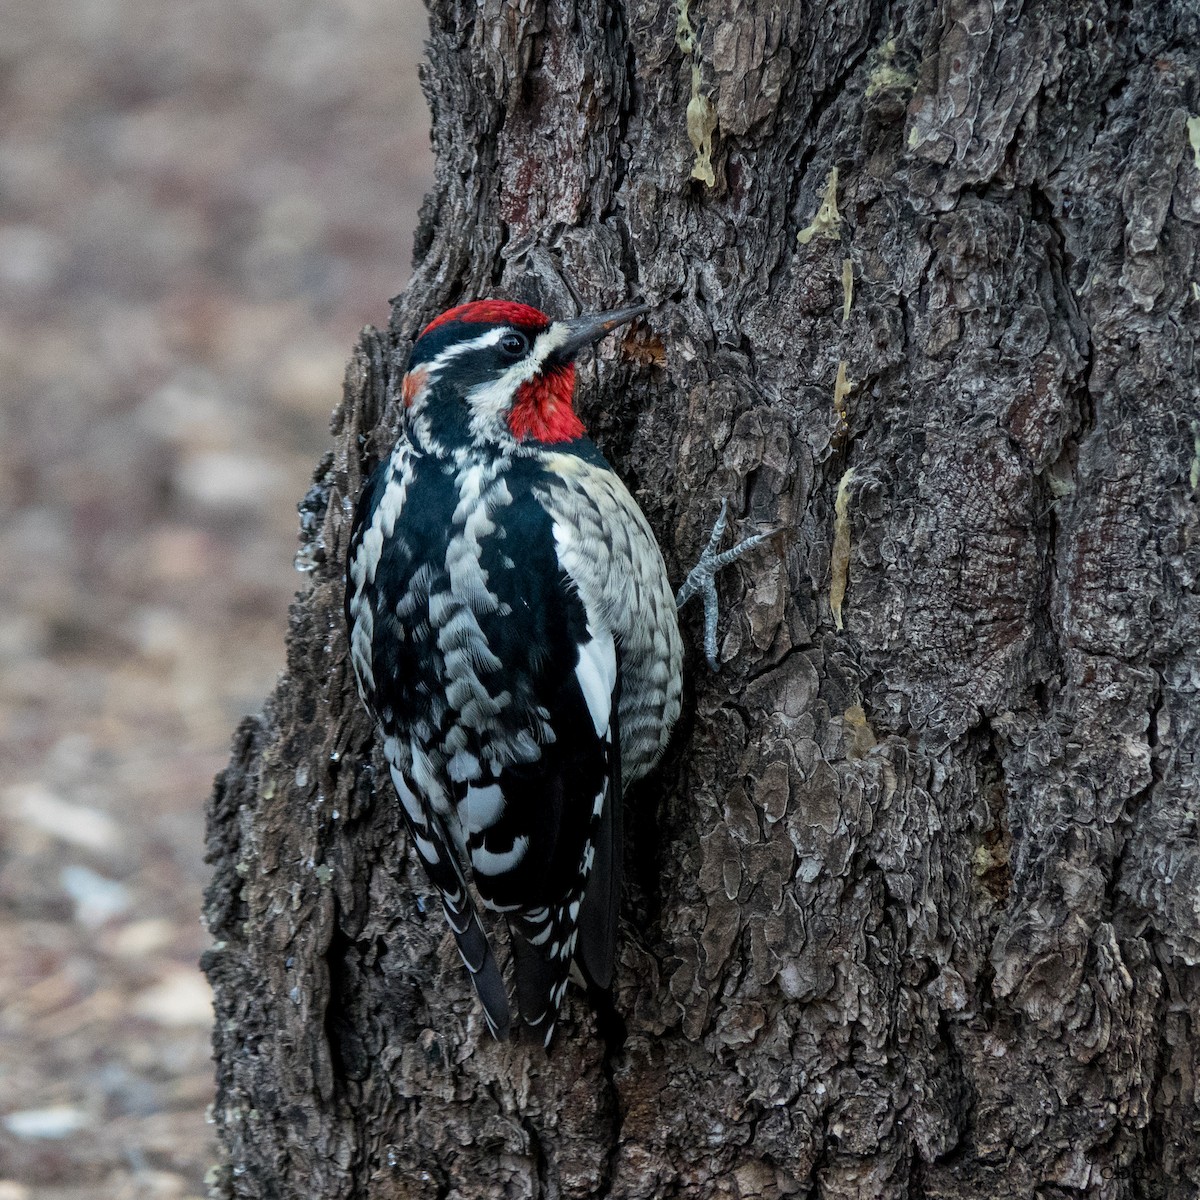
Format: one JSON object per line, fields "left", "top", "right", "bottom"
{"left": 203, "top": 0, "right": 1200, "bottom": 1195}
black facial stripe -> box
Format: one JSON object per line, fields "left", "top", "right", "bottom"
{"left": 409, "top": 321, "right": 547, "bottom": 370}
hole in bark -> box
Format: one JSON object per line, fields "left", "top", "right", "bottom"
{"left": 975, "top": 730, "right": 1012, "bottom": 910}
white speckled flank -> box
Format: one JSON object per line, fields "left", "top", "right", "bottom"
{"left": 539, "top": 452, "right": 683, "bottom": 784}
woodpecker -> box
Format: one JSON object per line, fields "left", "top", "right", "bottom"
{"left": 345, "top": 298, "right": 768, "bottom": 1043}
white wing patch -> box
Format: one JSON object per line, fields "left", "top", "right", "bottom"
{"left": 551, "top": 517, "right": 618, "bottom": 740}
{"left": 413, "top": 831, "right": 442, "bottom": 865}
{"left": 575, "top": 628, "right": 616, "bottom": 737}
{"left": 465, "top": 783, "right": 505, "bottom": 833}
{"left": 410, "top": 745, "right": 451, "bottom": 817}
{"left": 349, "top": 447, "right": 413, "bottom": 593}
{"left": 473, "top": 835, "right": 530, "bottom": 876}
{"left": 349, "top": 596, "right": 375, "bottom": 694}
{"left": 446, "top": 749, "right": 481, "bottom": 783}
{"left": 389, "top": 766, "right": 424, "bottom": 825}
{"left": 348, "top": 447, "right": 418, "bottom": 698}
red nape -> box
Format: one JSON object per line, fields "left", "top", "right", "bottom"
{"left": 401, "top": 365, "right": 428, "bottom": 407}
{"left": 421, "top": 300, "right": 550, "bottom": 338}
{"left": 508, "top": 366, "right": 584, "bottom": 443}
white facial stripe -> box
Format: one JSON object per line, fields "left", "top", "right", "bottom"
{"left": 463, "top": 322, "right": 571, "bottom": 422}
{"left": 529, "top": 322, "right": 571, "bottom": 370}
{"left": 423, "top": 327, "right": 507, "bottom": 379}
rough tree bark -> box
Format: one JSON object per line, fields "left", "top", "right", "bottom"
{"left": 203, "top": 0, "right": 1200, "bottom": 1196}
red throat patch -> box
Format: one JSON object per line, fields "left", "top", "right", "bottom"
{"left": 508, "top": 366, "right": 584, "bottom": 443}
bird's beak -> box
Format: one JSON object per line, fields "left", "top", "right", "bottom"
{"left": 548, "top": 303, "right": 650, "bottom": 365}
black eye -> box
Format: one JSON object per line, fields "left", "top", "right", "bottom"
{"left": 499, "top": 331, "right": 528, "bottom": 357}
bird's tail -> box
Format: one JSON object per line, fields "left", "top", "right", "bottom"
{"left": 386, "top": 752, "right": 511, "bottom": 1038}
{"left": 509, "top": 903, "right": 578, "bottom": 1047}
{"left": 441, "top": 881, "right": 511, "bottom": 1040}
{"left": 508, "top": 772, "right": 619, "bottom": 1046}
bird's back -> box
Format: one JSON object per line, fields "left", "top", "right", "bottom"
{"left": 346, "top": 433, "right": 680, "bottom": 1039}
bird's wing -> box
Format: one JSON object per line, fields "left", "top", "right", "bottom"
{"left": 382, "top": 742, "right": 511, "bottom": 1039}
{"left": 464, "top": 474, "right": 620, "bottom": 1043}
{"left": 349, "top": 452, "right": 513, "bottom": 1037}
{"left": 349, "top": 448, "right": 624, "bottom": 1043}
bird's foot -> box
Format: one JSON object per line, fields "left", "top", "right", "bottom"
{"left": 675, "top": 500, "right": 776, "bottom": 672}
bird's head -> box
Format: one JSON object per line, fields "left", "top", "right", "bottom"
{"left": 400, "top": 299, "right": 647, "bottom": 451}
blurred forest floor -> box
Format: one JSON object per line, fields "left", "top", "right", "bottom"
{"left": 0, "top": 1, "right": 431, "bottom": 1194}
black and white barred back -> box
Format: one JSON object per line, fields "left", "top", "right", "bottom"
{"left": 345, "top": 301, "right": 682, "bottom": 1043}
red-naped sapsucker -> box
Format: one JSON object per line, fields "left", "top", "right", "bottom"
{"left": 345, "top": 299, "right": 768, "bottom": 1043}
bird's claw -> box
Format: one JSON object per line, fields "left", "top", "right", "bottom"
{"left": 675, "top": 500, "right": 777, "bottom": 672}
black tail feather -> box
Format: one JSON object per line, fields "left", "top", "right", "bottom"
{"left": 577, "top": 707, "right": 622, "bottom": 989}
{"left": 508, "top": 740, "right": 620, "bottom": 1046}
{"left": 510, "top": 909, "right": 576, "bottom": 1047}
{"left": 443, "top": 891, "right": 511, "bottom": 1039}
